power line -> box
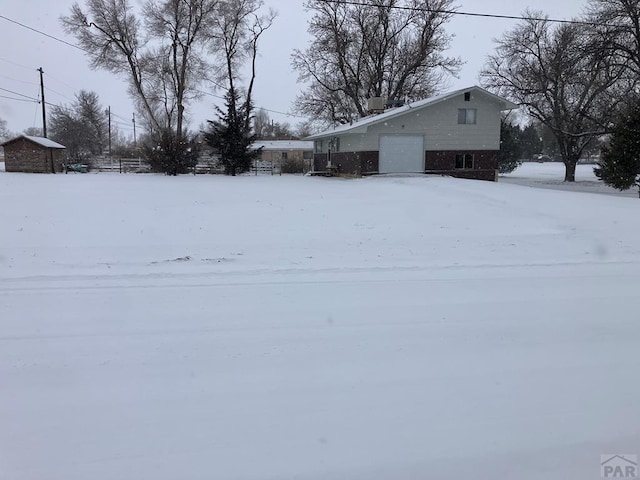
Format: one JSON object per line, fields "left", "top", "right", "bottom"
{"left": 0, "top": 94, "right": 36, "bottom": 103}
{"left": 0, "top": 14, "right": 88, "bottom": 52}
{"left": 0, "top": 56, "right": 33, "bottom": 71}
{"left": 45, "top": 87, "right": 75, "bottom": 103}
{"left": 45, "top": 73, "right": 80, "bottom": 92}
{"left": 0, "top": 74, "right": 39, "bottom": 86}
{"left": 0, "top": 15, "right": 306, "bottom": 122}
{"left": 0, "top": 86, "right": 38, "bottom": 101}
{"left": 196, "top": 89, "right": 307, "bottom": 119}
{"left": 317, "top": 0, "right": 612, "bottom": 27}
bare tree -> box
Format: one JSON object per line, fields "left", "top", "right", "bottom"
{"left": 252, "top": 108, "right": 293, "bottom": 139}
{"left": 0, "top": 118, "right": 11, "bottom": 142}
{"left": 61, "top": 0, "right": 219, "bottom": 144}
{"left": 291, "top": 0, "right": 461, "bottom": 126}
{"left": 587, "top": 0, "right": 640, "bottom": 75}
{"left": 209, "top": 0, "right": 276, "bottom": 130}
{"left": 23, "top": 127, "right": 44, "bottom": 137}
{"left": 253, "top": 107, "right": 270, "bottom": 138}
{"left": 49, "top": 90, "right": 107, "bottom": 160}
{"left": 481, "top": 12, "right": 631, "bottom": 182}
{"left": 202, "top": 0, "right": 276, "bottom": 175}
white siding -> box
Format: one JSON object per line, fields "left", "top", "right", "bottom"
{"left": 333, "top": 92, "right": 503, "bottom": 152}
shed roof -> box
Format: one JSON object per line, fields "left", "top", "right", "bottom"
{"left": 1, "top": 135, "right": 66, "bottom": 149}
{"left": 252, "top": 140, "right": 313, "bottom": 151}
{"left": 305, "top": 86, "right": 519, "bottom": 140}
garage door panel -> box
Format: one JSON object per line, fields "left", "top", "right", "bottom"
{"left": 379, "top": 135, "right": 424, "bottom": 173}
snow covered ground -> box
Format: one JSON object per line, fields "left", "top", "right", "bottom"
{"left": 1, "top": 171, "right": 639, "bottom": 480}
{"left": 502, "top": 161, "right": 638, "bottom": 198}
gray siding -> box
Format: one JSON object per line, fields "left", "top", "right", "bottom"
{"left": 329, "top": 92, "right": 503, "bottom": 152}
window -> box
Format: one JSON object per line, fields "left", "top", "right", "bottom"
{"left": 315, "top": 140, "right": 323, "bottom": 153}
{"left": 455, "top": 153, "right": 474, "bottom": 169}
{"left": 281, "top": 152, "right": 288, "bottom": 160}
{"left": 464, "top": 92, "right": 471, "bottom": 101}
{"left": 458, "top": 108, "right": 477, "bottom": 124}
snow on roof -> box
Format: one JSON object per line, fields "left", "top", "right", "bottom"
{"left": 252, "top": 140, "right": 313, "bottom": 150}
{"left": 305, "top": 85, "right": 519, "bottom": 140}
{"left": 23, "top": 136, "right": 66, "bottom": 149}
{"left": 1, "top": 135, "right": 66, "bottom": 149}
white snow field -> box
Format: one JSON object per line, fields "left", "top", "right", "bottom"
{"left": 502, "top": 161, "right": 639, "bottom": 198}
{"left": 1, "top": 170, "right": 639, "bottom": 480}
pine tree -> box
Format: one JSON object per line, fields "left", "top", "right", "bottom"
{"left": 204, "top": 89, "right": 262, "bottom": 176}
{"left": 498, "top": 120, "right": 523, "bottom": 174}
{"left": 594, "top": 101, "right": 640, "bottom": 197}
{"left": 143, "top": 129, "right": 201, "bottom": 176}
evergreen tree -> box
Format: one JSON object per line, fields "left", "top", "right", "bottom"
{"left": 143, "top": 129, "right": 201, "bottom": 176}
{"left": 498, "top": 120, "right": 523, "bottom": 174}
{"left": 204, "top": 89, "right": 262, "bottom": 176}
{"left": 519, "top": 123, "right": 543, "bottom": 160}
{"left": 594, "top": 101, "right": 640, "bottom": 197}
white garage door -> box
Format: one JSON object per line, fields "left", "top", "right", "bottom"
{"left": 379, "top": 135, "right": 425, "bottom": 173}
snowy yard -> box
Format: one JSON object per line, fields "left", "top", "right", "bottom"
{"left": 1, "top": 170, "right": 639, "bottom": 480}
{"left": 502, "top": 161, "right": 638, "bottom": 198}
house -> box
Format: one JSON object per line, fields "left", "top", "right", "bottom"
{"left": 252, "top": 140, "right": 314, "bottom": 172}
{"left": 306, "top": 86, "right": 518, "bottom": 181}
{"left": 0, "top": 135, "right": 66, "bottom": 173}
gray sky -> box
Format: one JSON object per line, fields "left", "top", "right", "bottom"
{"left": 0, "top": 0, "right": 586, "bottom": 137}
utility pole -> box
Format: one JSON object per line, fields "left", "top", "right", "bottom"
{"left": 38, "top": 67, "right": 55, "bottom": 173}
{"left": 37, "top": 67, "right": 47, "bottom": 138}
{"left": 107, "top": 106, "right": 112, "bottom": 157}
{"left": 132, "top": 113, "right": 137, "bottom": 149}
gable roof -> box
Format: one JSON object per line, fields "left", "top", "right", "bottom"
{"left": 1, "top": 135, "right": 66, "bottom": 149}
{"left": 305, "top": 86, "right": 519, "bottom": 140}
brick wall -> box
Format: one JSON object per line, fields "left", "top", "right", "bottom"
{"left": 4, "top": 139, "right": 64, "bottom": 173}
{"left": 314, "top": 149, "right": 497, "bottom": 181}
{"left": 314, "top": 151, "right": 379, "bottom": 175}
{"left": 425, "top": 150, "right": 498, "bottom": 181}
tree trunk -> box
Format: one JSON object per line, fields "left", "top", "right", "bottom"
{"left": 564, "top": 160, "right": 577, "bottom": 182}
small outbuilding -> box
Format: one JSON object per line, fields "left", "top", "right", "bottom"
{"left": 252, "top": 140, "right": 314, "bottom": 172}
{"left": 306, "top": 86, "right": 518, "bottom": 181}
{"left": 0, "top": 135, "right": 66, "bottom": 173}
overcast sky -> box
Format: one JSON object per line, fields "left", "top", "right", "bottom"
{"left": 0, "top": 0, "right": 586, "bottom": 137}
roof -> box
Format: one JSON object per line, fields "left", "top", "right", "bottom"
{"left": 305, "top": 85, "right": 519, "bottom": 140}
{"left": 252, "top": 140, "right": 313, "bottom": 151}
{"left": 0, "top": 135, "right": 66, "bottom": 149}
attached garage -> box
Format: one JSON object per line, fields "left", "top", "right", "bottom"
{"left": 378, "top": 134, "right": 424, "bottom": 174}
{"left": 307, "top": 85, "right": 518, "bottom": 181}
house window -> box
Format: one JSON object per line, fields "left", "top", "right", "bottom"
{"left": 455, "top": 153, "right": 474, "bottom": 169}
{"left": 315, "top": 140, "right": 323, "bottom": 153}
{"left": 458, "top": 108, "right": 477, "bottom": 124}
{"left": 464, "top": 92, "right": 471, "bottom": 101}
{"left": 281, "top": 152, "right": 288, "bottom": 160}
{"left": 329, "top": 137, "right": 340, "bottom": 152}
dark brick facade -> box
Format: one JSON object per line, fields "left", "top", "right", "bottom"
{"left": 314, "top": 151, "right": 379, "bottom": 176}
{"left": 425, "top": 150, "right": 498, "bottom": 182}
{"left": 2, "top": 137, "right": 65, "bottom": 173}
{"left": 314, "top": 149, "right": 498, "bottom": 181}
